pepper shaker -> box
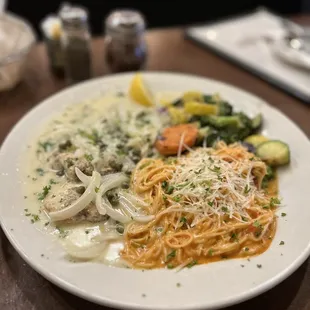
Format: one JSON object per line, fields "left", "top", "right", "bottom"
{"left": 59, "top": 3, "right": 92, "bottom": 83}
{"left": 103, "top": 9, "right": 147, "bottom": 73}
{"left": 40, "top": 15, "right": 65, "bottom": 77}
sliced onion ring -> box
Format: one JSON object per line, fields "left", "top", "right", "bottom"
{"left": 49, "top": 171, "right": 101, "bottom": 221}
{"left": 102, "top": 197, "right": 131, "bottom": 224}
{"left": 75, "top": 167, "right": 91, "bottom": 185}
{"left": 95, "top": 173, "right": 128, "bottom": 215}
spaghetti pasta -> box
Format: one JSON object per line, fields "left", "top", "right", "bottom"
{"left": 121, "top": 142, "right": 278, "bottom": 269}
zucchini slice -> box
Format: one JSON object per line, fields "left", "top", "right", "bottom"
{"left": 256, "top": 140, "right": 290, "bottom": 166}
{"left": 251, "top": 113, "right": 263, "bottom": 130}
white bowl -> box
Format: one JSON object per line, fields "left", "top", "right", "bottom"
{"left": 0, "top": 12, "right": 36, "bottom": 91}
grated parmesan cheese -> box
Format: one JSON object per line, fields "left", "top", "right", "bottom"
{"left": 169, "top": 148, "right": 267, "bottom": 225}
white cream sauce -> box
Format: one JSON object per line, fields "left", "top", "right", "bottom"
{"left": 22, "top": 91, "right": 173, "bottom": 266}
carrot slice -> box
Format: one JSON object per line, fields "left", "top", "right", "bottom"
{"left": 155, "top": 124, "right": 198, "bottom": 156}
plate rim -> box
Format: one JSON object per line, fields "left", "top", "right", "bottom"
{"left": 1, "top": 71, "right": 310, "bottom": 310}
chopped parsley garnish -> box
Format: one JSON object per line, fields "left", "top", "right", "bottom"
{"left": 270, "top": 197, "right": 281, "bottom": 207}
{"left": 180, "top": 217, "right": 187, "bottom": 224}
{"left": 166, "top": 250, "right": 176, "bottom": 260}
{"left": 281, "top": 213, "right": 287, "bottom": 217}
{"left": 208, "top": 201, "right": 214, "bottom": 207}
{"left": 253, "top": 220, "right": 261, "bottom": 228}
{"left": 116, "top": 149, "right": 125, "bottom": 156}
{"left": 279, "top": 241, "right": 285, "bottom": 245}
{"left": 78, "top": 129, "right": 100, "bottom": 145}
{"left": 39, "top": 141, "right": 53, "bottom": 152}
{"left": 244, "top": 247, "right": 249, "bottom": 251}
{"left": 173, "top": 195, "right": 181, "bottom": 202}
{"left": 244, "top": 184, "right": 251, "bottom": 194}
{"left": 231, "top": 233, "right": 238, "bottom": 242}
{"left": 36, "top": 168, "right": 45, "bottom": 176}
{"left": 241, "top": 216, "right": 248, "bottom": 222}
{"left": 221, "top": 206, "right": 228, "bottom": 213}
{"left": 56, "top": 226, "right": 69, "bottom": 238}
{"left": 156, "top": 227, "right": 163, "bottom": 233}
{"left": 187, "top": 260, "right": 197, "bottom": 268}
{"left": 167, "top": 264, "right": 174, "bottom": 269}
{"left": 175, "top": 182, "right": 190, "bottom": 189}
{"left": 37, "top": 185, "right": 51, "bottom": 201}
{"left": 49, "top": 179, "right": 57, "bottom": 185}
{"left": 254, "top": 231, "right": 262, "bottom": 237}
{"left": 165, "top": 186, "right": 174, "bottom": 195}
{"left": 161, "top": 181, "right": 168, "bottom": 189}
{"left": 263, "top": 205, "right": 270, "bottom": 209}
{"left": 95, "top": 187, "right": 99, "bottom": 193}
{"left": 165, "top": 157, "right": 177, "bottom": 165}
{"left": 44, "top": 222, "right": 50, "bottom": 227}
{"left": 162, "top": 195, "right": 167, "bottom": 201}
{"left": 84, "top": 154, "right": 94, "bottom": 162}
{"left": 31, "top": 214, "right": 40, "bottom": 223}
{"left": 208, "top": 249, "right": 213, "bottom": 256}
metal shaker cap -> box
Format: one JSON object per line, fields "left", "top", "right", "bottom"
{"left": 105, "top": 9, "right": 146, "bottom": 37}
{"left": 59, "top": 3, "right": 89, "bottom": 29}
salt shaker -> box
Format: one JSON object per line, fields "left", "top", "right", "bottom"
{"left": 59, "top": 4, "right": 92, "bottom": 83}
{"left": 104, "top": 9, "right": 147, "bottom": 73}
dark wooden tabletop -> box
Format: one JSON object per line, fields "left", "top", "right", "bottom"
{"left": 1, "top": 16, "right": 310, "bottom": 310}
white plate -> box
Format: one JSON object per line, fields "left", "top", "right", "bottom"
{"left": 1, "top": 72, "right": 310, "bottom": 310}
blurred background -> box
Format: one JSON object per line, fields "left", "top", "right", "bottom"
{"left": 7, "top": 0, "right": 310, "bottom": 38}
{"left": 0, "top": 0, "right": 309, "bottom": 99}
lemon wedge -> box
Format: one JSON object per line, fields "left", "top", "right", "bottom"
{"left": 129, "top": 73, "right": 154, "bottom": 107}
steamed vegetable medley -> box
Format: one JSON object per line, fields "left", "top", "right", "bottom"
{"left": 156, "top": 90, "right": 290, "bottom": 188}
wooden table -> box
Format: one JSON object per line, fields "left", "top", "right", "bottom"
{"left": 1, "top": 17, "right": 310, "bottom": 310}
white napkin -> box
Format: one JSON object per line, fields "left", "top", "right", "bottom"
{"left": 186, "top": 8, "right": 310, "bottom": 101}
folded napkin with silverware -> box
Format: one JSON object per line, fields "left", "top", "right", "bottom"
{"left": 185, "top": 7, "right": 310, "bottom": 103}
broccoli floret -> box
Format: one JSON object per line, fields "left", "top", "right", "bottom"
{"left": 203, "top": 95, "right": 218, "bottom": 104}
{"left": 208, "top": 115, "right": 244, "bottom": 128}
{"left": 217, "top": 101, "right": 233, "bottom": 116}
{"left": 190, "top": 109, "right": 261, "bottom": 145}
